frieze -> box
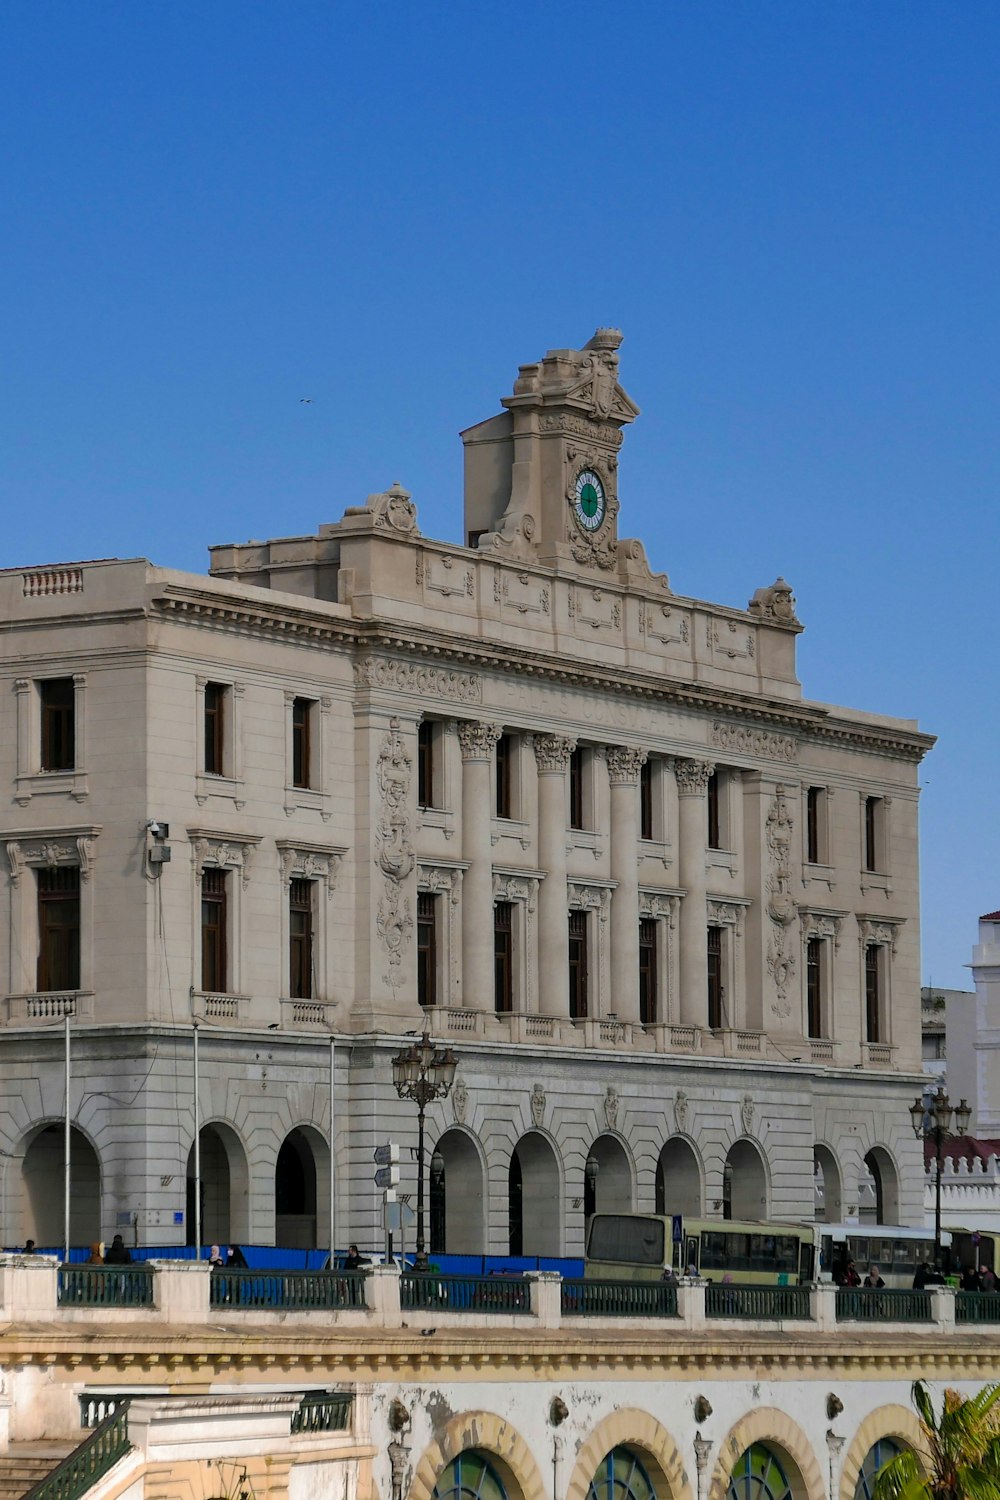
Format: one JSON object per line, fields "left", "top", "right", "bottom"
{"left": 712, "top": 721, "right": 799, "bottom": 763}
{"left": 539, "top": 412, "right": 624, "bottom": 447}
{"left": 353, "top": 656, "right": 482, "bottom": 704}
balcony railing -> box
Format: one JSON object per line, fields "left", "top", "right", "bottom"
{"left": 5, "top": 991, "right": 94, "bottom": 1024}
{"left": 400, "top": 1272, "right": 530, "bottom": 1313}
{"left": 956, "top": 1292, "right": 1000, "bottom": 1324}
{"left": 706, "top": 1284, "right": 811, "bottom": 1320}
{"left": 863, "top": 1042, "right": 895, "bottom": 1069}
{"left": 208, "top": 1269, "right": 367, "bottom": 1310}
{"left": 291, "top": 1390, "right": 355, "bottom": 1434}
{"left": 836, "top": 1288, "right": 933, "bottom": 1322}
{"left": 561, "top": 1279, "right": 679, "bottom": 1318}
{"left": 58, "top": 1266, "right": 154, "bottom": 1308}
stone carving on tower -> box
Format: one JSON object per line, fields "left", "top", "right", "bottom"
{"left": 374, "top": 718, "right": 416, "bottom": 986}
{"left": 765, "top": 783, "right": 797, "bottom": 1019}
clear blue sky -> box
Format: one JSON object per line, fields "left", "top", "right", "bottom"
{"left": 4, "top": 3, "right": 998, "bottom": 990}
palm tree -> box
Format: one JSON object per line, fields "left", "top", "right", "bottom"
{"left": 873, "top": 1381, "right": 1000, "bottom": 1500}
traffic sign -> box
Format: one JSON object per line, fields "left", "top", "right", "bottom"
{"left": 375, "top": 1165, "right": 400, "bottom": 1189}
{"left": 374, "top": 1142, "right": 400, "bottom": 1166}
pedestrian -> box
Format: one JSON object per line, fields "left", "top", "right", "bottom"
{"left": 863, "top": 1265, "right": 885, "bottom": 1289}
{"left": 86, "top": 1242, "right": 104, "bottom": 1265}
{"left": 208, "top": 1244, "right": 225, "bottom": 1268}
{"left": 23, "top": 1239, "right": 36, "bottom": 1255}
{"left": 925, "top": 1263, "right": 945, "bottom": 1286}
{"left": 844, "top": 1258, "right": 861, "bottom": 1287}
{"left": 343, "top": 1243, "right": 367, "bottom": 1271}
{"left": 104, "top": 1234, "right": 132, "bottom": 1265}
{"left": 226, "top": 1244, "right": 248, "bottom": 1269}
{"left": 661, "top": 1265, "right": 677, "bottom": 1285}
{"left": 913, "top": 1262, "right": 929, "bottom": 1290}
{"left": 980, "top": 1264, "right": 996, "bottom": 1293}
{"left": 961, "top": 1264, "right": 981, "bottom": 1293}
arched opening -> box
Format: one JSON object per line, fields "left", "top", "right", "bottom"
{"left": 723, "top": 1140, "right": 768, "bottom": 1222}
{"left": 185, "top": 1122, "right": 250, "bottom": 1246}
{"left": 862, "top": 1147, "right": 900, "bottom": 1226}
{"left": 852, "top": 1440, "right": 904, "bottom": 1500}
{"left": 429, "top": 1128, "right": 486, "bottom": 1254}
{"left": 585, "top": 1135, "right": 633, "bottom": 1223}
{"left": 587, "top": 1449, "right": 658, "bottom": 1500}
{"left": 726, "top": 1446, "right": 792, "bottom": 1500}
{"left": 275, "top": 1126, "right": 326, "bottom": 1248}
{"left": 813, "top": 1145, "right": 842, "bottom": 1223}
{"left": 508, "top": 1132, "right": 561, "bottom": 1257}
{"left": 656, "top": 1138, "right": 702, "bottom": 1217}
{"left": 20, "top": 1124, "right": 101, "bottom": 1249}
{"left": 433, "top": 1452, "right": 509, "bottom": 1500}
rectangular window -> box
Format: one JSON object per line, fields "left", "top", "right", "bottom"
{"left": 417, "top": 892, "right": 437, "bottom": 1006}
{"left": 289, "top": 878, "right": 314, "bottom": 999}
{"left": 640, "top": 759, "right": 653, "bottom": 841}
{"left": 865, "top": 944, "right": 882, "bottom": 1042}
{"left": 494, "top": 901, "right": 513, "bottom": 1013}
{"left": 639, "top": 918, "right": 657, "bottom": 1025}
{"left": 864, "top": 796, "right": 884, "bottom": 873}
{"left": 806, "top": 936, "right": 823, "bottom": 1038}
{"left": 204, "top": 683, "right": 227, "bottom": 776}
{"left": 707, "top": 925, "right": 724, "bottom": 1030}
{"left": 292, "top": 698, "right": 313, "bottom": 789}
{"left": 201, "top": 868, "right": 228, "bottom": 993}
{"left": 40, "top": 678, "right": 75, "bottom": 772}
{"left": 806, "top": 787, "right": 821, "bottom": 863}
{"left": 707, "top": 772, "right": 721, "bottom": 849}
{"left": 496, "top": 734, "right": 513, "bottom": 819}
{"left": 569, "top": 747, "right": 585, "bottom": 831}
{"left": 568, "top": 910, "right": 588, "bottom": 1020}
{"left": 36, "top": 867, "right": 80, "bottom": 991}
{"left": 417, "top": 721, "right": 436, "bottom": 810}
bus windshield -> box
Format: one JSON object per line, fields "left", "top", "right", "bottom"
{"left": 586, "top": 1214, "right": 665, "bottom": 1266}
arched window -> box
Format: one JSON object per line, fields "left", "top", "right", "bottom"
{"left": 727, "top": 1445, "right": 792, "bottom": 1500}
{"left": 854, "top": 1439, "right": 903, "bottom": 1500}
{"left": 433, "top": 1452, "right": 508, "bottom": 1500}
{"left": 587, "top": 1447, "right": 657, "bottom": 1500}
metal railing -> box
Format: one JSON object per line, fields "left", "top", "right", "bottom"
{"left": 79, "top": 1393, "right": 128, "bottom": 1429}
{"left": 209, "top": 1269, "right": 367, "bottom": 1310}
{"left": 291, "top": 1390, "right": 355, "bottom": 1434}
{"left": 956, "top": 1292, "right": 1000, "bottom": 1324}
{"left": 561, "top": 1279, "right": 679, "bottom": 1318}
{"left": 706, "top": 1284, "right": 811, "bottom": 1320}
{"left": 836, "top": 1288, "right": 933, "bottom": 1322}
{"left": 23, "top": 1400, "right": 130, "bottom": 1500}
{"left": 58, "top": 1266, "right": 154, "bottom": 1308}
{"left": 399, "top": 1272, "right": 530, "bottom": 1313}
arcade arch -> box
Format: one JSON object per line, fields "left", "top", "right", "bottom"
{"left": 723, "top": 1138, "right": 769, "bottom": 1221}
{"left": 708, "top": 1409, "right": 824, "bottom": 1500}
{"left": 186, "top": 1121, "right": 250, "bottom": 1246}
{"left": 275, "top": 1125, "right": 328, "bottom": 1249}
{"left": 813, "top": 1145, "right": 842, "bottom": 1223}
{"left": 862, "top": 1147, "right": 900, "bottom": 1226}
{"left": 508, "top": 1131, "right": 561, "bottom": 1257}
{"left": 19, "top": 1124, "right": 101, "bottom": 1248}
{"left": 408, "top": 1411, "right": 544, "bottom": 1500}
{"left": 656, "top": 1137, "right": 702, "bottom": 1217}
{"left": 430, "top": 1128, "right": 486, "bottom": 1255}
{"left": 565, "top": 1408, "right": 692, "bottom": 1500}
{"left": 584, "top": 1133, "right": 633, "bottom": 1220}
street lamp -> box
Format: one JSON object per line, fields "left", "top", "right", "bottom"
{"left": 391, "top": 1033, "right": 457, "bottom": 1270}
{"left": 910, "top": 1087, "right": 972, "bottom": 1265}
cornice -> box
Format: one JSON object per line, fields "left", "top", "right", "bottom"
{"left": 149, "top": 589, "right": 934, "bottom": 764}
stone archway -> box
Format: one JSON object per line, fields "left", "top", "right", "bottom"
{"left": 862, "top": 1146, "right": 900, "bottom": 1226}
{"left": 508, "top": 1131, "right": 561, "bottom": 1257}
{"left": 813, "top": 1144, "right": 842, "bottom": 1223}
{"left": 566, "top": 1408, "right": 693, "bottom": 1500}
{"left": 430, "top": 1127, "right": 487, "bottom": 1255}
{"left": 656, "top": 1137, "right": 703, "bottom": 1217}
{"left": 585, "top": 1133, "right": 634, "bottom": 1220}
{"left": 407, "top": 1410, "right": 544, "bottom": 1500}
{"left": 708, "top": 1408, "right": 824, "bottom": 1500}
{"left": 186, "top": 1121, "right": 250, "bottom": 1246}
{"left": 20, "top": 1123, "right": 101, "bottom": 1249}
{"left": 275, "top": 1125, "right": 329, "bottom": 1248}
{"left": 838, "top": 1405, "right": 927, "bottom": 1500}
{"left": 723, "top": 1138, "right": 769, "bottom": 1221}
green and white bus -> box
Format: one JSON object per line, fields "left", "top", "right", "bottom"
{"left": 585, "top": 1213, "right": 818, "bottom": 1285}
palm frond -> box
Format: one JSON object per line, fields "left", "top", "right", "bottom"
{"left": 873, "top": 1449, "right": 927, "bottom": 1500}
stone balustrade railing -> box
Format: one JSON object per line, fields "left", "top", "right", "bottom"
{"left": 0, "top": 1256, "right": 993, "bottom": 1335}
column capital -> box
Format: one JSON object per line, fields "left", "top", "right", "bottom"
{"left": 606, "top": 746, "right": 647, "bottom": 786}
{"left": 533, "top": 734, "right": 577, "bottom": 773}
{"left": 457, "top": 720, "right": 502, "bottom": 760}
{"left": 674, "top": 757, "right": 715, "bottom": 796}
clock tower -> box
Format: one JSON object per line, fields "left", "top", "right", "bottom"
{"left": 462, "top": 329, "right": 641, "bottom": 574}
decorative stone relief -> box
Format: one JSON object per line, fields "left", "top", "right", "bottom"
{"left": 606, "top": 746, "right": 646, "bottom": 785}
{"left": 530, "top": 1084, "right": 546, "bottom": 1128}
{"left": 353, "top": 656, "right": 482, "bottom": 704}
{"left": 422, "top": 552, "right": 475, "bottom": 599}
{"left": 639, "top": 890, "right": 679, "bottom": 926}
{"left": 277, "top": 842, "right": 345, "bottom": 901}
{"left": 799, "top": 909, "right": 844, "bottom": 949}
{"left": 857, "top": 916, "right": 902, "bottom": 957}
{"left": 493, "top": 872, "right": 539, "bottom": 912}
{"left": 533, "top": 735, "right": 576, "bottom": 773}
{"left": 604, "top": 1085, "right": 619, "bottom": 1131}
{"left": 457, "top": 721, "right": 502, "bottom": 760}
{"left": 712, "top": 620, "right": 755, "bottom": 661}
{"left": 674, "top": 758, "right": 715, "bottom": 796}
{"left": 640, "top": 602, "right": 689, "bottom": 647}
{"left": 673, "top": 1089, "right": 689, "bottom": 1132}
{"left": 569, "top": 586, "right": 622, "bottom": 630}
{"left": 191, "top": 834, "right": 260, "bottom": 890}
{"left": 748, "top": 576, "right": 800, "bottom": 627}
{"left": 374, "top": 718, "right": 416, "bottom": 981}
{"left": 477, "top": 512, "right": 538, "bottom": 564}
{"left": 540, "top": 412, "right": 624, "bottom": 447}
{"left": 452, "top": 1078, "right": 468, "bottom": 1125}
{"left": 499, "top": 571, "right": 550, "bottom": 616}
{"left": 344, "top": 480, "right": 420, "bottom": 536}
{"left": 765, "top": 784, "right": 796, "bottom": 1017}
{"left": 707, "top": 899, "right": 746, "bottom": 939}
{"left": 741, "top": 1093, "right": 755, "bottom": 1135}
{"left": 5, "top": 832, "right": 98, "bottom": 885}
{"left": 712, "top": 721, "right": 799, "bottom": 763}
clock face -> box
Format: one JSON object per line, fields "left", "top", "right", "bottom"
{"left": 574, "top": 469, "right": 606, "bottom": 532}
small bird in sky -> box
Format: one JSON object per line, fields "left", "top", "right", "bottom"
{"left": 300, "top": 397, "right": 313, "bottom": 403}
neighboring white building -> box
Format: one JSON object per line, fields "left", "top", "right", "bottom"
{"left": 0, "top": 329, "right": 934, "bottom": 1255}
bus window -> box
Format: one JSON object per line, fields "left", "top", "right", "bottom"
{"left": 586, "top": 1215, "right": 665, "bottom": 1266}
{"left": 798, "top": 1238, "right": 814, "bottom": 1283}
{"left": 685, "top": 1236, "right": 699, "bottom": 1272}
{"left": 775, "top": 1236, "right": 798, "bottom": 1272}
{"left": 701, "top": 1232, "right": 726, "bottom": 1270}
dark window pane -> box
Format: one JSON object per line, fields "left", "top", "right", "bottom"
{"left": 640, "top": 759, "right": 653, "bottom": 841}
{"left": 807, "top": 787, "right": 820, "bottom": 864}
{"left": 289, "top": 877, "right": 313, "bottom": 998}
{"left": 639, "top": 918, "right": 657, "bottom": 1025}
{"left": 807, "top": 937, "right": 823, "bottom": 1038}
{"left": 204, "top": 683, "right": 226, "bottom": 775}
{"left": 865, "top": 945, "right": 880, "bottom": 1042}
{"left": 418, "top": 892, "right": 437, "bottom": 1006}
{"left": 201, "top": 868, "right": 227, "bottom": 992}
{"left": 494, "top": 901, "right": 513, "bottom": 1013}
{"left": 569, "top": 748, "right": 584, "bottom": 830}
{"left": 496, "top": 734, "right": 512, "bottom": 819}
{"left": 40, "top": 679, "right": 75, "bottom": 772}
{"left": 292, "top": 698, "right": 312, "bottom": 789}
{"left": 707, "top": 772, "right": 720, "bottom": 849}
{"left": 568, "top": 909, "right": 588, "bottom": 1019}
{"left": 418, "top": 722, "right": 435, "bottom": 809}
{"left": 37, "top": 866, "right": 80, "bottom": 990}
{"left": 707, "top": 926, "right": 723, "bottom": 1030}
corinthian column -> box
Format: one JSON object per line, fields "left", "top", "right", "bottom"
{"left": 533, "top": 734, "right": 576, "bottom": 1016}
{"left": 675, "top": 758, "right": 715, "bottom": 1027}
{"left": 457, "top": 720, "right": 503, "bottom": 1011}
{"left": 606, "top": 746, "right": 646, "bottom": 1025}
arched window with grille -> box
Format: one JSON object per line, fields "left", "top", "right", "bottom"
{"left": 727, "top": 1445, "right": 792, "bottom": 1500}
{"left": 433, "top": 1452, "right": 508, "bottom": 1500}
{"left": 854, "top": 1439, "right": 903, "bottom": 1500}
{"left": 587, "top": 1447, "right": 658, "bottom": 1500}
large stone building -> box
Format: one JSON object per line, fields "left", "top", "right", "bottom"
{"left": 0, "top": 329, "right": 933, "bottom": 1255}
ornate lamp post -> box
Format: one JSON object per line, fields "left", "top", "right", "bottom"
{"left": 391, "top": 1034, "right": 457, "bottom": 1270}
{"left": 909, "top": 1087, "right": 972, "bottom": 1266}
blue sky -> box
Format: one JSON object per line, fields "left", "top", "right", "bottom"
{"left": 3, "top": 3, "right": 998, "bottom": 989}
